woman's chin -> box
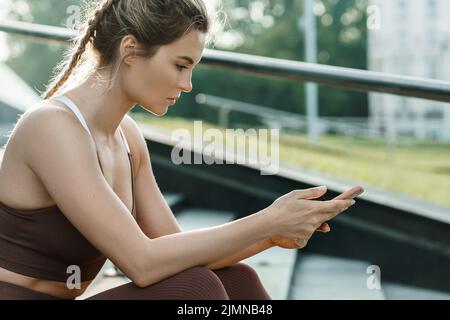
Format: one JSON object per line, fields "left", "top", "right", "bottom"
{"left": 142, "top": 105, "right": 169, "bottom": 117}
{"left": 156, "top": 109, "right": 168, "bottom": 117}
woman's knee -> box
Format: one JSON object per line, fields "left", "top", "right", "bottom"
{"left": 90, "top": 266, "right": 229, "bottom": 300}
{"left": 212, "top": 263, "right": 271, "bottom": 300}
{"left": 170, "top": 266, "right": 229, "bottom": 300}
{"left": 224, "top": 263, "right": 262, "bottom": 281}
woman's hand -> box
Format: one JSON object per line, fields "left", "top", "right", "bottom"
{"left": 260, "top": 186, "right": 354, "bottom": 250}
{"left": 269, "top": 235, "right": 304, "bottom": 249}
{"left": 269, "top": 223, "right": 330, "bottom": 249}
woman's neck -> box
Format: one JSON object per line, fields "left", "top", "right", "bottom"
{"left": 63, "top": 70, "right": 136, "bottom": 139}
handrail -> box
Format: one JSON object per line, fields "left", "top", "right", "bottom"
{"left": 196, "top": 93, "right": 377, "bottom": 136}
{"left": 1, "top": 19, "right": 450, "bottom": 103}
{"left": 0, "top": 20, "right": 75, "bottom": 43}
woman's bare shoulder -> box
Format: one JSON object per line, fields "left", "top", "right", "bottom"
{"left": 23, "top": 99, "right": 73, "bottom": 118}
{"left": 15, "top": 100, "right": 78, "bottom": 136}
{"left": 10, "top": 100, "right": 93, "bottom": 163}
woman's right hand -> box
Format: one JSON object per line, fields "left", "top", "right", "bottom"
{"left": 262, "top": 186, "right": 355, "bottom": 248}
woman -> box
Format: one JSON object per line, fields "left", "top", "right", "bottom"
{"left": 0, "top": 0, "right": 354, "bottom": 300}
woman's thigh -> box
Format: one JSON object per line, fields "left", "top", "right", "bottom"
{"left": 0, "top": 281, "right": 61, "bottom": 300}
{"left": 86, "top": 266, "right": 229, "bottom": 300}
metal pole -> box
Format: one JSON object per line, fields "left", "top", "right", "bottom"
{"left": 304, "top": 0, "right": 319, "bottom": 141}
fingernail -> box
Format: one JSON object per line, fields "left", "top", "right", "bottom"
{"left": 316, "top": 186, "right": 327, "bottom": 192}
{"left": 351, "top": 200, "right": 356, "bottom": 205}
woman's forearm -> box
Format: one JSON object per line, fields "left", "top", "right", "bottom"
{"left": 205, "top": 238, "right": 274, "bottom": 270}
{"left": 136, "top": 210, "right": 272, "bottom": 287}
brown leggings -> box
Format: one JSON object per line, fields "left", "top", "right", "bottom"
{"left": 0, "top": 263, "right": 271, "bottom": 300}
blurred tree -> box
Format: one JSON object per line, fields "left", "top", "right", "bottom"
{"left": 173, "top": 0, "right": 368, "bottom": 123}
{"left": 5, "top": 0, "right": 82, "bottom": 95}
{"left": 190, "top": 0, "right": 367, "bottom": 119}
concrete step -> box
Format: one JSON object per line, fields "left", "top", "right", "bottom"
{"left": 290, "top": 254, "right": 386, "bottom": 300}
{"left": 290, "top": 253, "right": 450, "bottom": 300}
{"left": 382, "top": 282, "right": 450, "bottom": 300}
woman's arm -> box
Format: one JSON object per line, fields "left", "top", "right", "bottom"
{"left": 122, "top": 116, "right": 352, "bottom": 286}
{"left": 26, "top": 109, "right": 273, "bottom": 288}
{"left": 206, "top": 238, "right": 274, "bottom": 270}
{"left": 123, "top": 116, "right": 275, "bottom": 271}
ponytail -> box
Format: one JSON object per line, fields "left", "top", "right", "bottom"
{"left": 42, "top": 0, "right": 117, "bottom": 99}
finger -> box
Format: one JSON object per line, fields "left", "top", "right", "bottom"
{"left": 294, "top": 238, "right": 308, "bottom": 247}
{"left": 333, "top": 185, "right": 364, "bottom": 200}
{"left": 307, "top": 199, "right": 353, "bottom": 213}
{"left": 316, "top": 222, "right": 330, "bottom": 233}
{"left": 317, "top": 199, "right": 356, "bottom": 219}
{"left": 314, "top": 223, "right": 327, "bottom": 233}
{"left": 292, "top": 186, "right": 327, "bottom": 200}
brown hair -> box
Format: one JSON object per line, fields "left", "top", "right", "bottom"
{"left": 42, "top": 0, "right": 211, "bottom": 100}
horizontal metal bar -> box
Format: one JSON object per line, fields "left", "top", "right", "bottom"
{"left": 0, "top": 20, "right": 75, "bottom": 43}
{"left": 1, "top": 20, "right": 450, "bottom": 103}
{"left": 202, "top": 49, "right": 450, "bottom": 103}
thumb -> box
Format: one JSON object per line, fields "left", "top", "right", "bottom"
{"left": 293, "top": 186, "right": 327, "bottom": 200}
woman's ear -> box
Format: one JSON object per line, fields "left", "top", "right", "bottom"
{"left": 120, "top": 35, "right": 139, "bottom": 66}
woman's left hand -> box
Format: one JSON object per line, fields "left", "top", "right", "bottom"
{"left": 269, "top": 235, "right": 304, "bottom": 249}
{"left": 269, "top": 223, "right": 330, "bottom": 249}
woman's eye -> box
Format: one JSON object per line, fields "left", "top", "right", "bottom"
{"left": 176, "top": 64, "right": 187, "bottom": 71}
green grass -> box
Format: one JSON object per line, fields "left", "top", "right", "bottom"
{"left": 134, "top": 115, "right": 450, "bottom": 208}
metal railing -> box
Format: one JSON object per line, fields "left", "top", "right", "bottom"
{"left": 1, "top": 20, "right": 449, "bottom": 103}
{"left": 196, "top": 93, "right": 379, "bottom": 138}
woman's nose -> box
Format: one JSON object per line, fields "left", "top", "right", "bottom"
{"left": 178, "top": 75, "right": 193, "bottom": 93}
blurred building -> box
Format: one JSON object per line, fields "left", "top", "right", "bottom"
{"left": 368, "top": 0, "right": 450, "bottom": 142}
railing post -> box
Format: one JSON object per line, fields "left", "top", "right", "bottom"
{"left": 303, "top": 0, "right": 319, "bottom": 142}
{"left": 219, "top": 105, "right": 231, "bottom": 128}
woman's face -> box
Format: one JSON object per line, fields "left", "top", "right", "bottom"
{"left": 121, "top": 30, "right": 206, "bottom": 116}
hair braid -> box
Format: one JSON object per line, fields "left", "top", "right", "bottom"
{"left": 42, "top": 0, "right": 117, "bottom": 100}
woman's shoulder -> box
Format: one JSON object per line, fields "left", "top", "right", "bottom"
{"left": 10, "top": 100, "right": 94, "bottom": 160}
{"left": 15, "top": 100, "right": 80, "bottom": 134}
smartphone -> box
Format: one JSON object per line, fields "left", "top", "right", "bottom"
{"left": 332, "top": 185, "right": 364, "bottom": 200}
{"left": 316, "top": 185, "right": 364, "bottom": 232}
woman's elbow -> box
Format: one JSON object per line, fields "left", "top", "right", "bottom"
{"left": 127, "top": 242, "right": 156, "bottom": 288}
